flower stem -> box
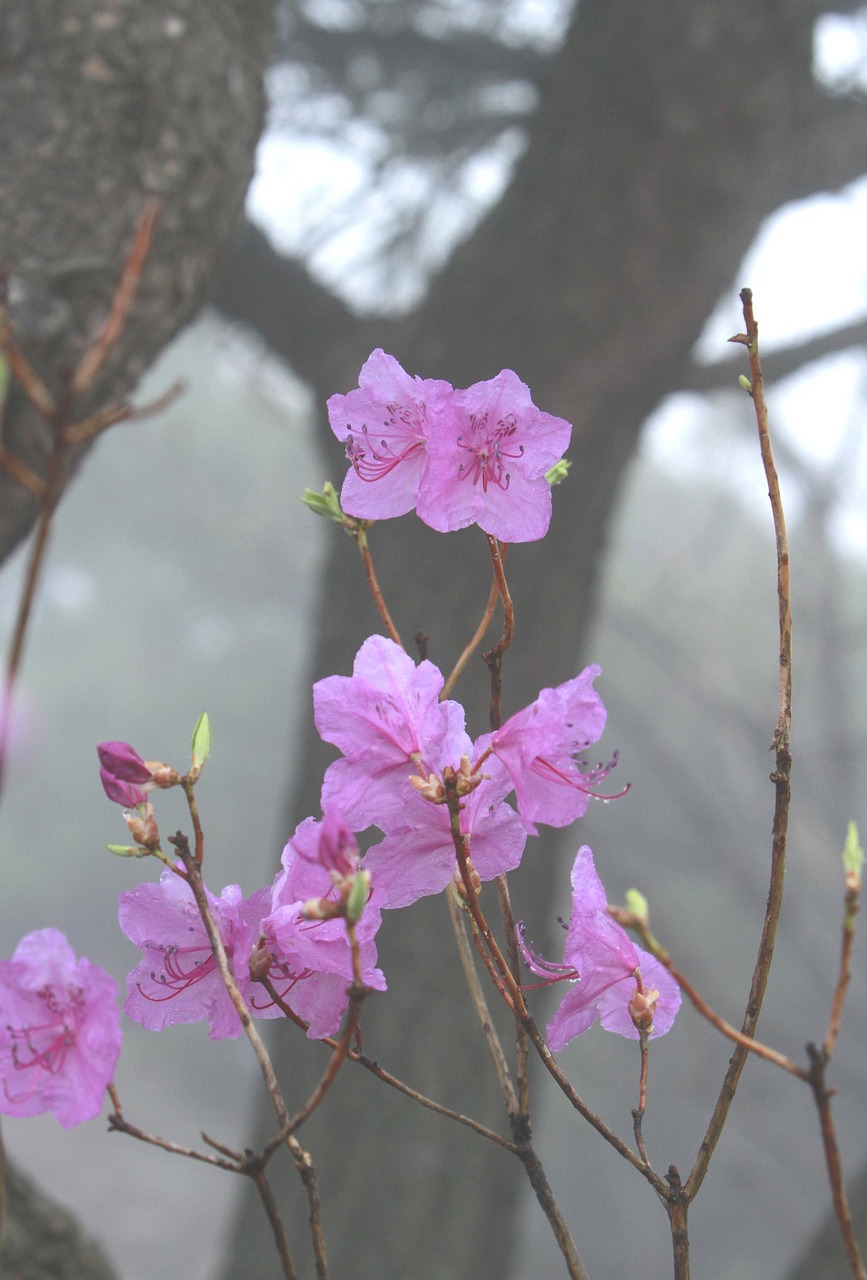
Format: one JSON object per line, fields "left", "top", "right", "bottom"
{"left": 482, "top": 535, "right": 514, "bottom": 730}
{"left": 442, "top": 545, "right": 509, "bottom": 699}
{"left": 352, "top": 523, "right": 403, "bottom": 648}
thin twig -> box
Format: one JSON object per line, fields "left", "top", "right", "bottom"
{"left": 352, "top": 523, "right": 402, "bottom": 647}
{"left": 249, "top": 1167, "right": 299, "bottom": 1280}
{"left": 447, "top": 890, "right": 519, "bottom": 1114}
{"left": 496, "top": 873, "right": 531, "bottom": 1121}
{"left": 71, "top": 201, "right": 161, "bottom": 395}
{"left": 806, "top": 1045, "right": 867, "bottom": 1280}
{"left": 632, "top": 1031, "right": 651, "bottom": 1166}
{"left": 181, "top": 778, "right": 206, "bottom": 866}
{"left": 255, "top": 974, "right": 518, "bottom": 1152}
{"left": 686, "top": 289, "right": 794, "bottom": 1200}
{"left": 281, "top": 986, "right": 368, "bottom": 1141}
{"left": 610, "top": 908, "right": 806, "bottom": 1080}
{"left": 168, "top": 835, "right": 291, "bottom": 1133}
{"left": 287, "top": 1135, "right": 328, "bottom": 1280}
{"left": 441, "top": 547, "right": 508, "bottom": 699}
{"left": 481, "top": 535, "right": 514, "bottom": 730}
{"left": 823, "top": 867, "right": 861, "bottom": 1059}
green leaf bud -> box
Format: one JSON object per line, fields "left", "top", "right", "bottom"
{"left": 300, "top": 482, "right": 345, "bottom": 523}
{"left": 545, "top": 457, "right": 571, "bottom": 487}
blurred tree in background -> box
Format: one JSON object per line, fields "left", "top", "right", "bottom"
{"left": 2, "top": 1, "right": 867, "bottom": 1277}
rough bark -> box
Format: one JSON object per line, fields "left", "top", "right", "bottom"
{"left": 0, "top": 0, "right": 274, "bottom": 561}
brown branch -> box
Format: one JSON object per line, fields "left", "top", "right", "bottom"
{"left": 806, "top": 1046, "right": 867, "bottom": 1280}
{"left": 280, "top": 985, "right": 368, "bottom": 1141}
{"left": 248, "top": 1167, "right": 299, "bottom": 1280}
{"left": 824, "top": 861, "right": 861, "bottom": 1059}
{"left": 685, "top": 288, "right": 793, "bottom": 1200}
{"left": 286, "top": 1135, "right": 328, "bottom": 1280}
{"left": 679, "top": 313, "right": 867, "bottom": 398}
{"left": 441, "top": 545, "right": 508, "bottom": 699}
{"left": 256, "top": 974, "right": 517, "bottom": 1152}
{"left": 447, "top": 889, "right": 519, "bottom": 1115}
{"left": 352, "top": 523, "right": 403, "bottom": 647}
{"left": 70, "top": 201, "right": 161, "bottom": 396}
{"left": 495, "top": 873, "right": 530, "bottom": 1122}
{"left": 482, "top": 536, "right": 514, "bottom": 731}
{"left": 170, "top": 834, "right": 292, "bottom": 1134}
{"left": 632, "top": 1032, "right": 651, "bottom": 1167}
{"left": 610, "top": 907, "right": 806, "bottom": 1080}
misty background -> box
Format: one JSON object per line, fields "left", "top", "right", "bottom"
{"left": 1, "top": 3, "right": 867, "bottom": 1279}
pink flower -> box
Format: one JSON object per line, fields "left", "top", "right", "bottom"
{"left": 254, "top": 821, "right": 386, "bottom": 1038}
{"left": 328, "top": 349, "right": 453, "bottom": 520}
{"left": 365, "top": 757, "right": 526, "bottom": 908}
{"left": 98, "top": 740, "right": 152, "bottom": 807}
{"left": 477, "top": 665, "right": 612, "bottom": 835}
{"left": 119, "top": 871, "right": 263, "bottom": 1041}
{"left": 315, "top": 635, "right": 466, "bottom": 829}
{"left": 418, "top": 369, "right": 571, "bottom": 542}
{"left": 328, "top": 354, "right": 571, "bottom": 543}
{"left": 519, "top": 847, "right": 680, "bottom": 1048}
{"left": 0, "top": 929, "right": 121, "bottom": 1128}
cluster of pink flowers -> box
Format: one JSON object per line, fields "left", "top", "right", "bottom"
{"left": 0, "top": 353, "right": 680, "bottom": 1128}
{"left": 328, "top": 350, "right": 572, "bottom": 543}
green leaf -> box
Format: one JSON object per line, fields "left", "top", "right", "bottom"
{"left": 106, "top": 843, "right": 150, "bottom": 858}
{"left": 191, "top": 711, "right": 211, "bottom": 767}
{"left": 843, "top": 821, "right": 864, "bottom": 878}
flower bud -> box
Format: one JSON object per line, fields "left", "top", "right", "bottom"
{"left": 97, "top": 741, "right": 152, "bottom": 784}
{"left": 147, "top": 762, "right": 180, "bottom": 789}
{"left": 100, "top": 768, "right": 147, "bottom": 808}
{"left": 123, "top": 802, "right": 159, "bottom": 851}
{"left": 300, "top": 896, "right": 341, "bottom": 921}
{"left": 248, "top": 937, "right": 273, "bottom": 984}
{"left": 453, "top": 855, "right": 482, "bottom": 901}
{"left": 345, "top": 870, "right": 371, "bottom": 925}
{"left": 628, "top": 978, "right": 660, "bottom": 1034}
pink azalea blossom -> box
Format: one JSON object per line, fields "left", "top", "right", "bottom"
{"left": 315, "top": 634, "right": 465, "bottom": 829}
{"left": 519, "top": 847, "right": 680, "bottom": 1049}
{"left": 477, "top": 665, "right": 613, "bottom": 835}
{"left": 418, "top": 368, "right": 571, "bottom": 542}
{"left": 328, "top": 353, "right": 571, "bottom": 542}
{"left": 327, "top": 349, "right": 453, "bottom": 520}
{"left": 119, "top": 870, "right": 264, "bottom": 1041}
{"left": 254, "top": 819, "right": 386, "bottom": 1038}
{"left": 365, "top": 756, "right": 526, "bottom": 908}
{"left": 0, "top": 928, "right": 121, "bottom": 1127}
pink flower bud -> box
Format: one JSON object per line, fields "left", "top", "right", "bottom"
{"left": 97, "top": 741, "right": 152, "bottom": 784}
{"left": 99, "top": 767, "right": 147, "bottom": 808}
